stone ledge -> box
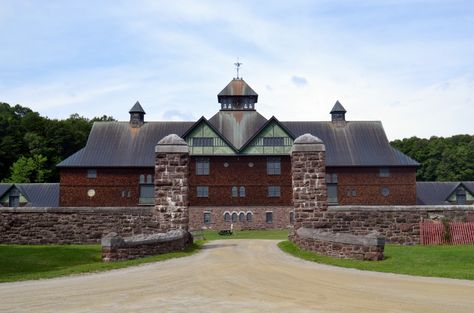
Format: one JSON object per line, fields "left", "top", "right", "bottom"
{"left": 0, "top": 207, "right": 153, "bottom": 214}
{"left": 296, "top": 227, "right": 385, "bottom": 247}
{"left": 101, "top": 229, "right": 188, "bottom": 248}
{"left": 329, "top": 205, "right": 474, "bottom": 212}
{"left": 155, "top": 134, "right": 189, "bottom": 153}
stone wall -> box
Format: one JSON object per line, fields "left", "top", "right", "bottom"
{"left": 322, "top": 205, "right": 474, "bottom": 245}
{"left": 188, "top": 206, "right": 293, "bottom": 231}
{"left": 0, "top": 207, "right": 159, "bottom": 244}
{"left": 102, "top": 229, "right": 192, "bottom": 262}
{"left": 290, "top": 227, "right": 384, "bottom": 261}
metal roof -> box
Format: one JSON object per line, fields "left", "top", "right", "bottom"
{"left": 282, "top": 121, "right": 419, "bottom": 167}
{"left": 0, "top": 183, "right": 59, "bottom": 207}
{"left": 416, "top": 182, "right": 474, "bottom": 205}
{"left": 208, "top": 111, "right": 267, "bottom": 149}
{"left": 57, "top": 118, "right": 419, "bottom": 168}
{"left": 129, "top": 101, "right": 145, "bottom": 114}
{"left": 218, "top": 78, "right": 258, "bottom": 97}
{"left": 330, "top": 101, "right": 346, "bottom": 113}
{"left": 58, "top": 121, "right": 194, "bottom": 167}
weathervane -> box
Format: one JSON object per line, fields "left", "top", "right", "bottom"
{"left": 234, "top": 59, "right": 242, "bottom": 79}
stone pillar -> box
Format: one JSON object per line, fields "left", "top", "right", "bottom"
{"left": 291, "top": 133, "right": 327, "bottom": 230}
{"left": 155, "top": 134, "right": 190, "bottom": 232}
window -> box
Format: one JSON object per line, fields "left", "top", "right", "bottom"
{"left": 231, "top": 212, "right": 238, "bottom": 223}
{"left": 263, "top": 137, "right": 284, "bottom": 146}
{"left": 267, "top": 186, "right": 281, "bottom": 197}
{"left": 196, "top": 158, "right": 210, "bottom": 175}
{"left": 246, "top": 212, "right": 253, "bottom": 222}
{"left": 326, "top": 173, "right": 338, "bottom": 184}
{"left": 139, "top": 174, "right": 145, "bottom": 184}
{"left": 8, "top": 188, "right": 20, "bottom": 207}
{"left": 139, "top": 185, "right": 154, "bottom": 205}
{"left": 290, "top": 211, "right": 295, "bottom": 224}
{"left": 224, "top": 212, "right": 231, "bottom": 222}
{"left": 456, "top": 187, "right": 467, "bottom": 205}
{"left": 380, "top": 187, "right": 390, "bottom": 197}
{"left": 121, "top": 190, "right": 131, "bottom": 198}
{"left": 327, "top": 184, "right": 338, "bottom": 204}
{"left": 379, "top": 167, "right": 390, "bottom": 177}
{"left": 197, "top": 186, "right": 209, "bottom": 198}
{"left": 193, "top": 137, "right": 213, "bottom": 147}
{"left": 267, "top": 157, "right": 281, "bottom": 175}
{"left": 239, "top": 186, "right": 246, "bottom": 197}
{"left": 239, "top": 212, "right": 245, "bottom": 222}
{"left": 204, "top": 212, "right": 211, "bottom": 224}
{"left": 87, "top": 169, "right": 97, "bottom": 178}
{"left": 266, "top": 212, "right": 273, "bottom": 224}
{"left": 146, "top": 174, "right": 153, "bottom": 184}
{"left": 232, "top": 186, "right": 238, "bottom": 197}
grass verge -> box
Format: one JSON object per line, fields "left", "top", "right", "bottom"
{"left": 0, "top": 242, "right": 201, "bottom": 283}
{"left": 278, "top": 240, "right": 474, "bottom": 280}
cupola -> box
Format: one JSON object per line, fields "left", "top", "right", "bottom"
{"left": 129, "top": 101, "right": 145, "bottom": 128}
{"left": 218, "top": 78, "right": 258, "bottom": 111}
{"left": 330, "top": 100, "right": 347, "bottom": 125}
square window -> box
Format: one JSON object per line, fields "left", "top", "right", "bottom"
{"left": 379, "top": 167, "right": 390, "bottom": 177}
{"left": 267, "top": 157, "right": 281, "bottom": 175}
{"left": 204, "top": 212, "right": 211, "bottom": 224}
{"left": 267, "top": 186, "right": 281, "bottom": 197}
{"left": 196, "top": 158, "right": 210, "bottom": 175}
{"left": 327, "top": 183, "right": 338, "bottom": 204}
{"left": 87, "top": 169, "right": 97, "bottom": 178}
{"left": 197, "top": 186, "right": 209, "bottom": 198}
{"left": 139, "top": 185, "right": 154, "bottom": 205}
{"left": 266, "top": 212, "right": 273, "bottom": 224}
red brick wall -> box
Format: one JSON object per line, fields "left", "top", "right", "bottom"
{"left": 328, "top": 167, "right": 417, "bottom": 205}
{"left": 188, "top": 206, "right": 294, "bottom": 231}
{"left": 60, "top": 168, "right": 154, "bottom": 207}
{"left": 188, "top": 156, "right": 293, "bottom": 206}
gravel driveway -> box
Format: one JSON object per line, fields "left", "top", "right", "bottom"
{"left": 1, "top": 240, "right": 473, "bottom": 313}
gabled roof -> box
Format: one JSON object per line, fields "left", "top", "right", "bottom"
{"left": 208, "top": 110, "right": 267, "bottom": 149}
{"left": 58, "top": 121, "right": 194, "bottom": 167}
{"left": 182, "top": 116, "right": 239, "bottom": 152}
{"left": 239, "top": 116, "right": 295, "bottom": 150}
{"left": 282, "top": 121, "right": 419, "bottom": 167}
{"left": 218, "top": 78, "right": 258, "bottom": 97}
{"left": 0, "top": 183, "right": 59, "bottom": 207}
{"left": 330, "top": 100, "right": 346, "bottom": 113}
{"left": 416, "top": 182, "right": 474, "bottom": 205}
{"left": 129, "top": 101, "right": 145, "bottom": 114}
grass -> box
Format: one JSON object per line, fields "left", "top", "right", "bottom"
{"left": 0, "top": 242, "right": 201, "bottom": 283}
{"left": 278, "top": 241, "right": 474, "bottom": 280}
{"left": 202, "top": 229, "right": 289, "bottom": 240}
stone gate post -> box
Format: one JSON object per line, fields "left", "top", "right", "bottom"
{"left": 291, "top": 133, "right": 327, "bottom": 230}
{"left": 155, "top": 134, "right": 190, "bottom": 232}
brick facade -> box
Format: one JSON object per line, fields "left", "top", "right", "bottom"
{"left": 188, "top": 206, "right": 293, "bottom": 231}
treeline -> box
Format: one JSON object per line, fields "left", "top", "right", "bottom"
{"left": 391, "top": 135, "right": 474, "bottom": 181}
{"left": 0, "top": 102, "right": 114, "bottom": 183}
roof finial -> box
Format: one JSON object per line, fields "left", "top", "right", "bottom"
{"left": 234, "top": 58, "right": 242, "bottom": 79}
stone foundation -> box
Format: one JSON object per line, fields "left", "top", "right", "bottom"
{"left": 290, "top": 227, "right": 385, "bottom": 261}
{"left": 101, "top": 229, "right": 192, "bottom": 262}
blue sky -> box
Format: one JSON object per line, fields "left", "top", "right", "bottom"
{"left": 0, "top": 0, "right": 473, "bottom": 139}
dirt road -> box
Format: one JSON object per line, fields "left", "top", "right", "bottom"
{"left": 0, "top": 240, "right": 473, "bottom": 313}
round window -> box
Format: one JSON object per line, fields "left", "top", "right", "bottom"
{"left": 381, "top": 187, "right": 390, "bottom": 197}
{"left": 87, "top": 189, "right": 96, "bottom": 198}
{"left": 224, "top": 162, "right": 229, "bottom": 168}
{"left": 248, "top": 162, "right": 254, "bottom": 167}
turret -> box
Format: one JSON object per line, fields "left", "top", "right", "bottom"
{"left": 129, "top": 101, "right": 145, "bottom": 128}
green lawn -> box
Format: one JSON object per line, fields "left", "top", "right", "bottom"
{"left": 202, "top": 229, "right": 289, "bottom": 240}
{"left": 278, "top": 241, "right": 474, "bottom": 280}
{"left": 0, "top": 243, "right": 201, "bottom": 283}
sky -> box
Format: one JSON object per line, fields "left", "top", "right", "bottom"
{"left": 0, "top": 0, "right": 473, "bottom": 140}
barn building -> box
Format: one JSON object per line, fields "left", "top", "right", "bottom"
{"left": 57, "top": 77, "right": 419, "bottom": 230}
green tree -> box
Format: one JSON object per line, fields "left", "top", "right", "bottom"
{"left": 4, "top": 154, "right": 51, "bottom": 183}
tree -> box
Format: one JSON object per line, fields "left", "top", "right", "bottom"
{"left": 4, "top": 154, "right": 51, "bottom": 183}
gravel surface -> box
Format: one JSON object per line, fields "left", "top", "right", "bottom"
{"left": 1, "top": 240, "right": 473, "bottom": 313}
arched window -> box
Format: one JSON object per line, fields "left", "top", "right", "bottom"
{"left": 231, "top": 212, "right": 238, "bottom": 223}
{"left": 146, "top": 174, "right": 153, "bottom": 184}
{"left": 231, "top": 186, "right": 238, "bottom": 197}
{"left": 239, "top": 212, "right": 245, "bottom": 222}
{"left": 289, "top": 211, "right": 295, "bottom": 224}
{"left": 246, "top": 212, "right": 253, "bottom": 222}
{"left": 139, "top": 174, "right": 145, "bottom": 184}
{"left": 239, "top": 186, "right": 246, "bottom": 197}
{"left": 224, "top": 212, "right": 231, "bottom": 222}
